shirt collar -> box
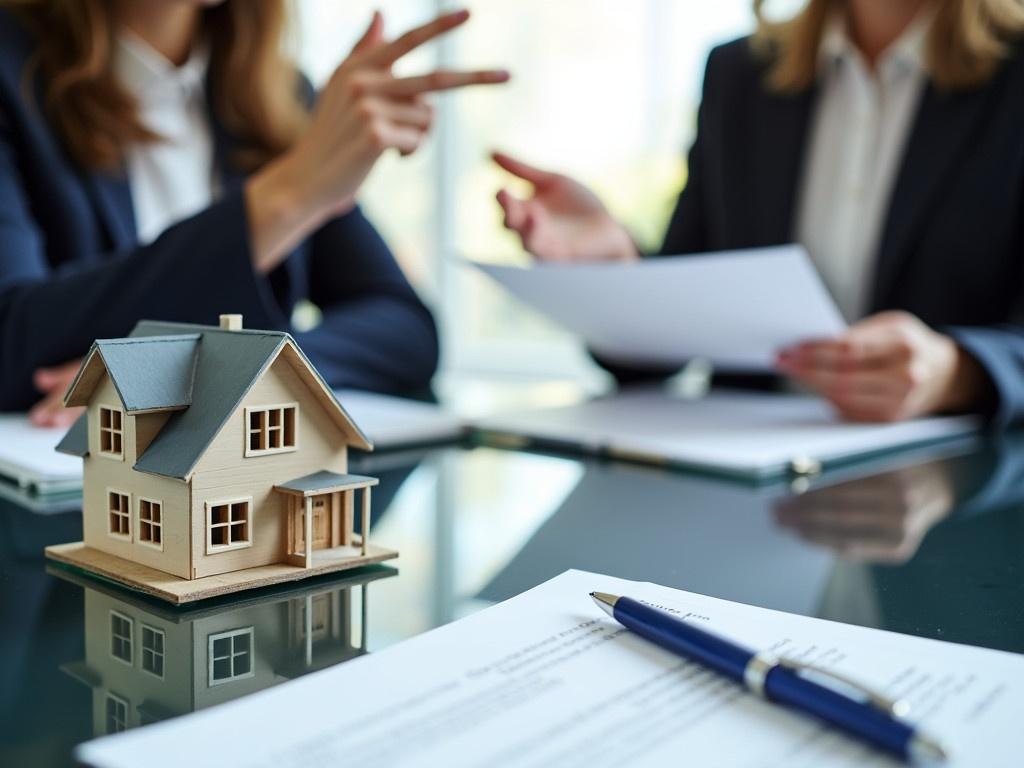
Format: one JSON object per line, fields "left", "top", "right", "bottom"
{"left": 115, "top": 31, "right": 209, "bottom": 108}
{"left": 818, "top": 7, "right": 933, "bottom": 79}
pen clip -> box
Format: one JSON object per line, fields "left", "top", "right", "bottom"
{"left": 776, "top": 657, "right": 911, "bottom": 718}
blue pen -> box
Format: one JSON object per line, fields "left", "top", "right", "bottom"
{"left": 590, "top": 592, "right": 949, "bottom": 765}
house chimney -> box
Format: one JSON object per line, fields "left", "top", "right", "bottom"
{"left": 219, "top": 314, "right": 243, "bottom": 331}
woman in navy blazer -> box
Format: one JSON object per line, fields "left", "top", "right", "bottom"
{"left": 495, "top": 0, "right": 1024, "bottom": 425}
{"left": 0, "top": 2, "right": 507, "bottom": 424}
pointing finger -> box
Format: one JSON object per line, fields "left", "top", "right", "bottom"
{"left": 362, "top": 9, "right": 471, "bottom": 68}
{"left": 492, "top": 151, "right": 556, "bottom": 187}
{"left": 365, "top": 68, "right": 510, "bottom": 97}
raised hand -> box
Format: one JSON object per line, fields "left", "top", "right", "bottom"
{"left": 249, "top": 9, "right": 509, "bottom": 273}
{"left": 493, "top": 152, "right": 638, "bottom": 263}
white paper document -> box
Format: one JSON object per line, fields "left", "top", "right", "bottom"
{"left": 478, "top": 388, "right": 978, "bottom": 478}
{"left": 0, "top": 414, "right": 82, "bottom": 494}
{"left": 78, "top": 569, "right": 1022, "bottom": 768}
{"left": 335, "top": 390, "right": 465, "bottom": 449}
{"left": 474, "top": 245, "right": 846, "bottom": 371}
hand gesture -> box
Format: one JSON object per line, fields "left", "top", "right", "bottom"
{"left": 296, "top": 9, "right": 509, "bottom": 216}
{"left": 249, "top": 9, "right": 509, "bottom": 271}
{"left": 493, "top": 152, "right": 638, "bottom": 263}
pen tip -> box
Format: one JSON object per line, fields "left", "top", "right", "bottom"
{"left": 590, "top": 591, "right": 618, "bottom": 618}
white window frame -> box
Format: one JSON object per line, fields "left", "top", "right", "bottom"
{"left": 140, "top": 624, "right": 165, "bottom": 680}
{"left": 105, "top": 692, "right": 129, "bottom": 734}
{"left": 137, "top": 497, "right": 164, "bottom": 551}
{"left": 110, "top": 610, "right": 133, "bottom": 666}
{"left": 243, "top": 403, "right": 298, "bottom": 457}
{"left": 208, "top": 627, "right": 255, "bottom": 686}
{"left": 107, "top": 489, "right": 132, "bottom": 541}
{"left": 98, "top": 404, "right": 124, "bottom": 460}
{"left": 205, "top": 497, "right": 253, "bottom": 554}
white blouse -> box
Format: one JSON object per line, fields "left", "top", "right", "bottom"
{"left": 114, "top": 34, "right": 216, "bottom": 246}
{"left": 795, "top": 12, "right": 931, "bottom": 322}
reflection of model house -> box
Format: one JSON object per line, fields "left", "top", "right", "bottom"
{"left": 47, "top": 315, "right": 396, "bottom": 603}
{"left": 57, "top": 566, "right": 393, "bottom": 736}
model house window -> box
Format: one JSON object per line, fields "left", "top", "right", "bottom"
{"left": 245, "top": 404, "right": 297, "bottom": 456}
{"left": 110, "top": 611, "right": 133, "bottom": 665}
{"left": 141, "top": 625, "right": 165, "bottom": 678}
{"left": 206, "top": 499, "right": 251, "bottom": 552}
{"left": 209, "top": 627, "right": 254, "bottom": 685}
{"left": 108, "top": 491, "right": 131, "bottom": 539}
{"left": 99, "top": 406, "right": 124, "bottom": 458}
{"left": 138, "top": 499, "right": 163, "bottom": 549}
{"left": 105, "top": 693, "right": 129, "bottom": 734}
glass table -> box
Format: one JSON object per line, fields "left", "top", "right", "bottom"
{"left": 2, "top": 434, "right": 1023, "bottom": 767}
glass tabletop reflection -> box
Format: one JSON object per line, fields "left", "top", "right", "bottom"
{"left": 2, "top": 437, "right": 1024, "bottom": 767}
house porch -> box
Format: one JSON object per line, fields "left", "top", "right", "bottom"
{"left": 273, "top": 471, "right": 379, "bottom": 569}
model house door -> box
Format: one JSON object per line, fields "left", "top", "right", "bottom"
{"left": 312, "top": 496, "right": 331, "bottom": 549}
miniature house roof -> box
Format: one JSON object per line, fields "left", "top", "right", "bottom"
{"left": 64, "top": 334, "right": 201, "bottom": 413}
{"left": 56, "top": 319, "right": 372, "bottom": 478}
{"left": 274, "top": 470, "right": 379, "bottom": 497}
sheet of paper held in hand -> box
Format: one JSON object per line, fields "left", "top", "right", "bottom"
{"left": 474, "top": 245, "right": 847, "bottom": 371}
{"left": 79, "top": 570, "right": 1022, "bottom": 768}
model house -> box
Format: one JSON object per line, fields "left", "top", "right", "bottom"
{"left": 46, "top": 315, "right": 396, "bottom": 603}
{"left": 57, "top": 565, "right": 393, "bottom": 736}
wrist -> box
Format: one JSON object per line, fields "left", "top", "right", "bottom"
{"left": 937, "top": 338, "right": 988, "bottom": 413}
{"left": 245, "top": 153, "right": 327, "bottom": 274}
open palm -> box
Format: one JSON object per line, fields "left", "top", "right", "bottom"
{"left": 493, "top": 152, "right": 638, "bottom": 263}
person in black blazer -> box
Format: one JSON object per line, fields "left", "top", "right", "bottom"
{"left": 494, "top": 0, "right": 1024, "bottom": 425}
{"left": 0, "top": 2, "right": 508, "bottom": 425}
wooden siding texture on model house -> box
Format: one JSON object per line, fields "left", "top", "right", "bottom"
{"left": 188, "top": 351, "right": 349, "bottom": 579}
{"left": 81, "top": 374, "right": 191, "bottom": 578}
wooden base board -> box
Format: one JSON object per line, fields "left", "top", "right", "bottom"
{"left": 45, "top": 541, "right": 398, "bottom": 605}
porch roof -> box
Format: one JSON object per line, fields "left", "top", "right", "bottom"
{"left": 273, "top": 470, "right": 379, "bottom": 498}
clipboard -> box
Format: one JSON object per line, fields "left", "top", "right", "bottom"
{"left": 476, "top": 387, "right": 980, "bottom": 481}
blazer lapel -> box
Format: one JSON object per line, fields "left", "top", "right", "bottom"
{"left": 870, "top": 83, "right": 993, "bottom": 309}
{"left": 82, "top": 168, "right": 137, "bottom": 253}
{"left": 749, "top": 84, "right": 817, "bottom": 246}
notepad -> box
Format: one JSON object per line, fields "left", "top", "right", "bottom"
{"left": 334, "top": 389, "right": 465, "bottom": 449}
{"left": 0, "top": 414, "right": 83, "bottom": 495}
{"left": 473, "top": 245, "right": 846, "bottom": 371}
{"left": 77, "top": 569, "right": 1023, "bottom": 767}
{"left": 477, "top": 388, "right": 979, "bottom": 479}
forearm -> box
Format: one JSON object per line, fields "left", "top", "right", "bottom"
{"left": 293, "top": 295, "right": 439, "bottom": 396}
{"left": 946, "top": 326, "right": 1024, "bottom": 425}
{"left": 245, "top": 154, "right": 345, "bottom": 275}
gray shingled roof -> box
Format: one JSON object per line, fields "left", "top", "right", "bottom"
{"left": 275, "top": 470, "right": 379, "bottom": 496}
{"left": 56, "top": 319, "right": 372, "bottom": 478}
{"left": 94, "top": 335, "right": 199, "bottom": 411}
{"left": 55, "top": 414, "right": 88, "bottom": 457}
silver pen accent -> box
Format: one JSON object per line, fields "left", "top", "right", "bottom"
{"left": 590, "top": 591, "right": 618, "bottom": 618}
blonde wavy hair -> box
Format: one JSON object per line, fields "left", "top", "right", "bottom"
{"left": 754, "top": 0, "right": 1024, "bottom": 91}
{"left": 4, "top": 0, "right": 307, "bottom": 171}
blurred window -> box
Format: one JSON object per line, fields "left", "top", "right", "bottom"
{"left": 292, "top": 1, "right": 754, "bottom": 381}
